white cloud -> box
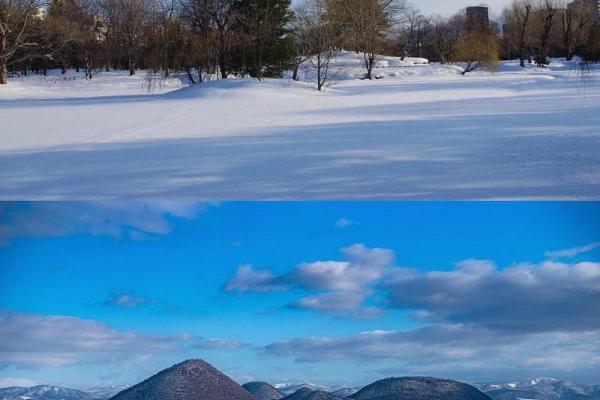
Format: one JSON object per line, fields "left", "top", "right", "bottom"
{"left": 335, "top": 218, "right": 355, "bottom": 229}
{"left": 264, "top": 324, "right": 600, "bottom": 378}
{"left": 225, "top": 244, "right": 395, "bottom": 316}
{"left": 225, "top": 265, "right": 289, "bottom": 293}
{"left": 0, "top": 311, "right": 194, "bottom": 368}
{"left": 0, "top": 202, "right": 210, "bottom": 244}
{"left": 545, "top": 241, "right": 600, "bottom": 259}
{"left": 292, "top": 291, "right": 371, "bottom": 312}
{"left": 104, "top": 292, "right": 157, "bottom": 309}
{"left": 386, "top": 260, "right": 600, "bottom": 332}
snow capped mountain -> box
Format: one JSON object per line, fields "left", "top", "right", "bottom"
{"left": 3, "top": 377, "right": 598, "bottom": 400}
{"left": 0, "top": 385, "right": 97, "bottom": 400}
{"left": 476, "top": 378, "right": 599, "bottom": 400}
{"left": 274, "top": 383, "right": 331, "bottom": 395}
{"left": 85, "top": 385, "right": 131, "bottom": 399}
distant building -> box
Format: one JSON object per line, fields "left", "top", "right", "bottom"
{"left": 466, "top": 6, "right": 490, "bottom": 33}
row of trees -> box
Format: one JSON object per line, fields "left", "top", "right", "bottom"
{"left": 393, "top": 0, "right": 599, "bottom": 68}
{"left": 503, "top": 0, "right": 599, "bottom": 66}
{"left": 1, "top": 0, "right": 599, "bottom": 86}
{"left": 1, "top": 0, "right": 408, "bottom": 86}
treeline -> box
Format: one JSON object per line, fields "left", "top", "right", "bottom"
{"left": 1, "top": 0, "right": 599, "bottom": 86}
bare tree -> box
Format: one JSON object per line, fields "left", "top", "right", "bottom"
{"left": 561, "top": 0, "right": 594, "bottom": 61}
{"left": 180, "top": 0, "right": 235, "bottom": 79}
{"left": 534, "top": 0, "right": 558, "bottom": 66}
{"left": 430, "top": 13, "right": 463, "bottom": 64}
{"left": 0, "top": 0, "right": 42, "bottom": 84}
{"left": 297, "top": 0, "right": 339, "bottom": 91}
{"left": 402, "top": 4, "right": 426, "bottom": 58}
{"left": 103, "top": 0, "right": 153, "bottom": 75}
{"left": 504, "top": 0, "right": 532, "bottom": 67}
{"left": 331, "top": 0, "right": 402, "bottom": 79}
{"left": 207, "top": 0, "right": 235, "bottom": 78}
{"left": 289, "top": 10, "right": 310, "bottom": 80}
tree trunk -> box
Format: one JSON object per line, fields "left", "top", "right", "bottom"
{"left": 566, "top": 49, "right": 574, "bottom": 61}
{"left": 519, "top": 46, "right": 526, "bottom": 67}
{"left": 292, "top": 63, "right": 299, "bottom": 81}
{"left": 197, "top": 66, "right": 203, "bottom": 83}
{"left": 186, "top": 67, "right": 196, "bottom": 84}
{"left": 0, "top": 55, "right": 7, "bottom": 85}
{"left": 129, "top": 57, "right": 136, "bottom": 75}
{"left": 0, "top": 32, "right": 6, "bottom": 84}
{"left": 218, "top": 30, "right": 227, "bottom": 79}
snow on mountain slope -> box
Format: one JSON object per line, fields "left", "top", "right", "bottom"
{"left": 476, "top": 378, "right": 600, "bottom": 400}
{"left": 0, "top": 385, "right": 97, "bottom": 400}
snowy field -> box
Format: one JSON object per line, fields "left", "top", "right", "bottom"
{"left": 1, "top": 52, "right": 599, "bottom": 200}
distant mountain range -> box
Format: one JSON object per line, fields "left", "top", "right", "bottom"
{"left": 475, "top": 377, "right": 600, "bottom": 400}
{"left": 1, "top": 362, "right": 599, "bottom": 400}
{"left": 0, "top": 385, "right": 129, "bottom": 400}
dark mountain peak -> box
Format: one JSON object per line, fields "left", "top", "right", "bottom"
{"left": 350, "top": 376, "right": 492, "bottom": 400}
{"left": 243, "top": 381, "right": 285, "bottom": 400}
{"left": 168, "top": 358, "right": 215, "bottom": 371}
{"left": 109, "top": 359, "right": 256, "bottom": 400}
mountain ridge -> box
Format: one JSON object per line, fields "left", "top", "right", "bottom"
{"left": 349, "top": 376, "right": 491, "bottom": 400}
{"left": 3, "top": 369, "right": 600, "bottom": 400}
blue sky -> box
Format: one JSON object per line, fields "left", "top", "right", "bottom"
{"left": 1, "top": 202, "right": 600, "bottom": 389}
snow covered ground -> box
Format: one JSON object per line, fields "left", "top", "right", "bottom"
{"left": 1, "top": 53, "right": 599, "bottom": 199}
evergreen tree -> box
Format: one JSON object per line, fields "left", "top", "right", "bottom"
{"left": 233, "top": 0, "right": 293, "bottom": 79}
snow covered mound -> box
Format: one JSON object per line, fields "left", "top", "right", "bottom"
{"left": 0, "top": 70, "right": 185, "bottom": 100}
{"left": 292, "top": 50, "right": 462, "bottom": 82}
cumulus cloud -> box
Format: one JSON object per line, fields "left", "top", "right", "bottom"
{"left": 545, "top": 241, "right": 600, "bottom": 259}
{"left": 385, "top": 260, "right": 600, "bottom": 332}
{"left": 0, "top": 202, "right": 210, "bottom": 244}
{"left": 225, "top": 244, "right": 395, "bottom": 316}
{"left": 291, "top": 291, "right": 370, "bottom": 313}
{"left": 293, "top": 245, "right": 394, "bottom": 292}
{"left": 0, "top": 311, "right": 194, "bottom": 368}
{"left": 226, "top": 241, "right": 600, "bottom": 330}
{"left": 245, "top": 242, "right": 600, "bottom": 379}
{"left": 225, "top": 265, "right": 290, "bottom": 293}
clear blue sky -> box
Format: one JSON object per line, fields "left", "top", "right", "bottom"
{"left": 1, "top": 202, "right": 600, "bottom": 389}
